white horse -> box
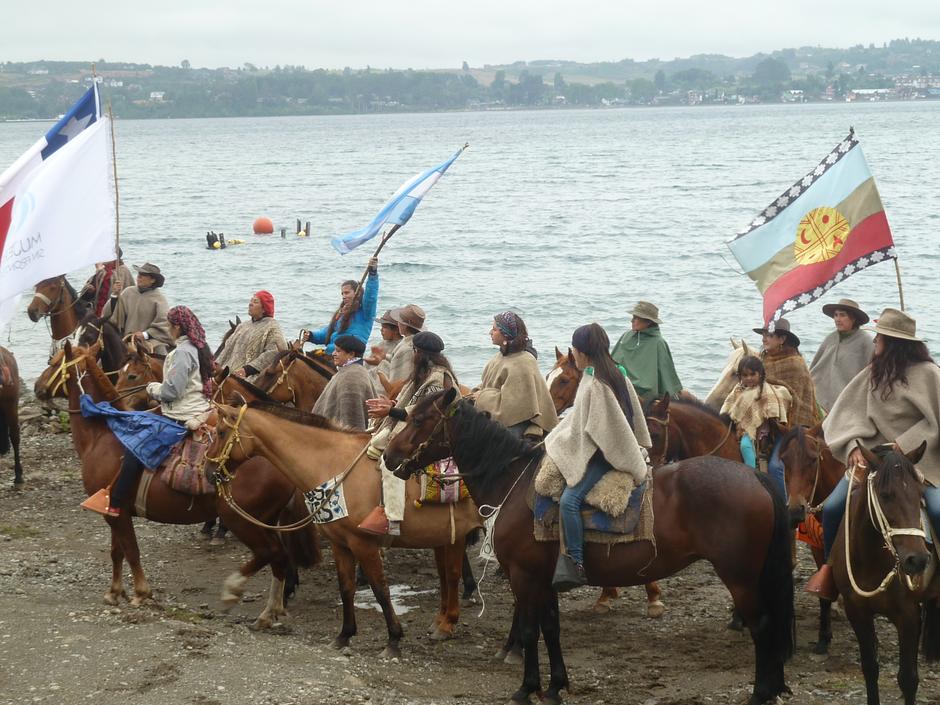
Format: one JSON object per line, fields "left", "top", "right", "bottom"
{"left": 704, "top": 338, "right": 754, "bottom": 410}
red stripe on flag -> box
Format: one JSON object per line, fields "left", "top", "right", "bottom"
{"left": 762, "top": 210, "right": 894, "bottom": 323}
{"left": 0, "top": 197, "right": 14, "bottom": 266}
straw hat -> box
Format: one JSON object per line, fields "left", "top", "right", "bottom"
{"left": 628, "top": 301, "right": 662, "bottom": 325}
{"left": 752, "top": 318, "right": 801, "bottom": 348}
{"left": 821, "top": 298, "right": 870, "bottom": 325}
{"left": 865, "top": 308, "right": 922, "bottom": 342}
{"left": 390, "top": 304, "right": 426, "bottom": 332}
{"left": 132, "top": 263, "right": 165, "bottom": 288}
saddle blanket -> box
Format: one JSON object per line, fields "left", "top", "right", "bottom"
{"left": 530, "top": 480, "right": 655, "bottom": 546}
{"left": 146, "top": 425, "right": 216, "bottom": 496}
{"left": 416, "top": 457, "right": 469, "bottom": 507}
{"left": 303, "top": 475, "right": 349, "bottom": 524}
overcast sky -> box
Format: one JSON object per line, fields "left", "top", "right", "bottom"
{"left": 4, "top": 1, "right": 939, "bottom": 70}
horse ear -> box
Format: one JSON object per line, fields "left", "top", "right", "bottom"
{"left": 566, "top": 347, "right": 575, "bottom": 364}
{"left": 906, "top": 440, "right": 927, "bottom": 466}
{"left": 743, "top": 340, "right": 752, "bottom": 356}
{"left": 64, "top": 340, "right": 73, "bottom": 355}
{"left": 442, "top": 387, "right": 458, "bottom": 407}
{"left": 731, "top": 337, "right": 740, "bottom": 350}
{"left": 235, "top": 315, "right": 242, "bottom": 326}
{"left": 442, "top": 375, "right": 454, "bottom": 390}
{"left": 555, "top": 346, "right": 564, "bottom": 361}
{"left": 856, "top": 441, "right": 879, "bottom": 469}
{"left": 660, "top": 393, "right": 671, "bottom": 411}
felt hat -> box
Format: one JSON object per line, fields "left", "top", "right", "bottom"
{"left": 753, "top": 318, "right": 801, "bottom": 348}
{"left": 628, "top": 301, "right": 662, "bottom": 325}
{"left": 821, "top": 298, "right": 870, "bottom": 325}
{"left": 132, "top": 263, "right": 165, "bottom": 288}
{"left": 412, "top": 331, "right": 444, "bottom": 353}
{"left": 390, "top": 304, "right": 426, "bottom": 332}
{"left": 865, "top": 308, "right": 922, "bottom": 342}
{"left": 333, "top": 334, "right": 366, "bottom": 356}
{"left": 375, "top": 309, "right": 399, "bottom": 327}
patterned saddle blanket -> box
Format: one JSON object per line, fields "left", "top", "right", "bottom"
{"left": 530, "top": 480, "right": 654, "bottom": 545}
{"left": 148, "top": 425, "right": 216, "bottom": 496}
{"left": 415, "top": 458, "right": 469, "bottom": 507}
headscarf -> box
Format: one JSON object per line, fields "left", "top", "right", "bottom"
{"left": 494, "top": 311, "right": 521, "bottom": 340}
{"left": 254, "top": 290, "right": 275, "bottom": 318}
{"left": 167, "top": 306, "right": 213, "bottom": 398}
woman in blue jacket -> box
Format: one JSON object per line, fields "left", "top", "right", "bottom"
{"left": 304, "top": 257, "right": 379, "bottom": 353}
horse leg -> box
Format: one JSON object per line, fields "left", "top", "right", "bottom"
{"left": 109, "top": 514, "right": 152, "bottom": 606}
{"left": 539, "top": 590, "right": 570, "bottom": 705}
{"left": 199, "top": 519, "right": 215, "bottom": 541}
{"left": 211, "top": 520, "right": 229, "bottom": 546}
{"left": 354, "top": 541, "right": 404, "bottom": 658}
{"left": 430, "top": 539, "right": 464, "bottom": 641}
{"left": 509, "top": 575, "right": 543, "bottom": 704}
{"left": 591, "top": 587, "right": 619, "bottom": 614}
{"left": 895, "top": 605, "right": 922, "bottom": 705}
{"left": 495, "top": 599, "right": 524, "bottom": 665}
{"left": 105, "top": 527, "right": 128, "bottom": 605}
{"left": 845, "top": 602, "right": 880, "bottom": 705}
{"left": 253, "top": 574, "right": 287, "bottom": 631}
{"left": 461, "top": 547, "right": 478, "bottom": 605}
{"left": 429, "top": 546, "right": 447, "bottom": 633}
{"left": 10, "top": 415, "right": 23, "bottom": 486}
{"left": 331, "top": 543, "right": 359, "bottom": 650}
{"left": 645, "top": 581, "right": 665, "bottom": 618}
{"left": 811, "top": 545, "right": 833, "bottom": 654}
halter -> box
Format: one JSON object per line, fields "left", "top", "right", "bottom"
{"left": 271, "top": 356, "right": 298, "bottom": 406}
{"left": 646, "top": 411, "right": 672, "bottom": 466}
{"left": 391, "top": 396, "right": 458, "bottom": 476}
{"left": 46, "top": 351, "right": 88, "bottom": 397}
{"left": 844, "top": 464, "right": 928, "bottom": 597}
{"left": 31, "top": 280, "right": 83, "bottom": 320}
{"left": 206, "top": 403, "right": 249, "bottom": 482}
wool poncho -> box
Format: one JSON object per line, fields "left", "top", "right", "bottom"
{"left": 312, "top": 360, "right": 377, "bottom": 431}
{"left": 475, "top": 351, "right": 559, "bottom": 432}
{"left": 762, "top": 347, "right": 819, "bottom": 428}
{"left": 215, "top": 317, "right": 287, "bottom": 382}
{"left": 610, "top": 326, "right": 682, "bottom": 403}
{"left": 721, "top": 382, "right": 792, "bottom": 441}
{"left": 809, "top": 329, "right": 875, "bottom": 412}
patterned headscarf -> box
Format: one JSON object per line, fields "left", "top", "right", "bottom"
{"left": 254, "top": 290, "right": 275, "bottom": 318}
{"left": 167, "top": 306, "right": 212, "bottom": 398}
{"left": 494, "top": 311, "right": 521, "bottom": 340}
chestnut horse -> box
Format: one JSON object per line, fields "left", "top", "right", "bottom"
{"left": 254, "top": 349, "right": 334, "bottom": 411}
{"left": 777, "top": 424, "right": 844, "bottom": 654}
{"left": 546, "top": 347, "right": 663, "bottom": 617}
{"left": 206, "top": 400, "right": 482, "bottom": 655}
{"left": 385, "top": 389, "right": 795, "bottom": 705}
{"left": 645, "top": 395, "right": 742, "bottom": 466}
{"left": 27, "top": 276, "right": 90, "bottom": 341}
{"left": 0, "top": 347, "right": 23, "bottom": 485}
{"left": 830, "top": 443, "right": 940, "bottom": 705}
{"left": 61, "top": 343, "right": 320, "bottom": 627}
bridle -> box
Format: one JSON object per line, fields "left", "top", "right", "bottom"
{"left": 390, "top": 396, "right": 458, "bottom": 477}
{"left": 266, "top": 356, "right": 298, "bottom": 406}
{"left": 31, "top": 279, "right": 82, "bottom": 320}
{"left": 646, "top": 406, "right": 735, "bottom": 467}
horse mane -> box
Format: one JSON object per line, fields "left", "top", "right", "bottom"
{"left": 294, "top": 351, "right": 336, "bottom": 379}
{"left": 647, "top": 397, "right": 732, "bottom": 427}
{"left": 246, "top": 399, "right": 353, "bottom": 432}
{"left": 871, "top": 447, "right": 920, "bottom": 494}
{"left": 229, "top": 376, "right": 279, "bottom": 403}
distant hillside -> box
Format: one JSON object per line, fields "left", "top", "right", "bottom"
{"left": 1, "top": 38, "right": 939, "bottom": 120}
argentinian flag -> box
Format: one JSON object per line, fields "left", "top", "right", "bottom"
{"left": 330, "top": 145, "right": 467, "bottom": 255}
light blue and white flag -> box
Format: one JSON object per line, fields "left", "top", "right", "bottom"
{"left": 330, "top": 145, "right": 467, "bottom": 255}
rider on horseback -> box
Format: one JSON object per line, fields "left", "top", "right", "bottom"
{"left": 102, "top": 263, "right": 172, "bottom": 355}
{"left": 302, "top": 257, "right": 379, "bottom": 354}
{"left": 312, "top": 334, "right": 378, "bottom": 431}
{"left": 214, "top": 290, "right": 287, "bottom": 383}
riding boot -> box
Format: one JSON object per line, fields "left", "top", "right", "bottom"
{"left": 551, "top": 554, "right": 587, "bottom": 593}
{"left": 805, "top": 564, "right": 837, "bottom": 601}
{"left": 358, "top": 505, "right": 389, "bottom": 535}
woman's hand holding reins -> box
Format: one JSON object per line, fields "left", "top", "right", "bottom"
{"left": 366, "top": 397, "right": 394, "bottom": 418}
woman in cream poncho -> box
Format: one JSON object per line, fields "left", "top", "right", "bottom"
{"left": 547, "top": 323, "right": 651, "bottom": 592}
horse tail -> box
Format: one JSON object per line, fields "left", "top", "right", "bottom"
{"left": 0, "top": 409, "right": 9, "bottom": 456}
{"left": 755, "top": 471, "right": 796, "bottom": 664}
{"left": 279, "top": 491, "right": 322, "bottom": 571}
{"left": 922, "top": 599, "right": 940, "bottom": 661}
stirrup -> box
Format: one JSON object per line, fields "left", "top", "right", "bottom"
{"left": 80, "top": 489, "right": 112, "bottom": 516}
{"left": 358, "top": 505, "right": 389, "bottom": 535}
{"left": 805, "top": 564, "right": 837, "bottom": 601}
{"left": 552, "top": 554, "right": 587, "bottom": 593}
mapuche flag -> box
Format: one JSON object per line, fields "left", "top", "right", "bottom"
{"left": 726, "top": 130, "right": 895, "bottom": 325}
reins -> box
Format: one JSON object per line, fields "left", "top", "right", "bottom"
{"left": 646, "top": 408, "right": 734, "bottom": 465}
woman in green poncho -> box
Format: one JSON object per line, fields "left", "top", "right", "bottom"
{"left": 610, "top": 301, "right": 683, "bottom": 404}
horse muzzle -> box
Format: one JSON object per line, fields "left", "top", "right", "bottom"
{"left": 788, "top": 504, "right": 806, "bottom": 530}
{"left": 26, "top": 306, "right": 41, "bottom": 323}
{"left": 901, "top": 550, "right": 930, "bottom": 577}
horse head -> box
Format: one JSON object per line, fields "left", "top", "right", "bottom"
{"left": 547, "top": 346, "right": 582, "bottom": 414}
{"left": 27, "top": 277, "right": 67, "bottom": 322}
{"left": 645, "top": 394, "right": 674, "bottom": 465}
{"left": 857, "top": 441, "right": 930, "bottom": 578}
{"left": 115, "top": 347, "right": 160, "bottom": 410}
{"left": 385, "top": 388, "right": 460, "bottom": 478}
{"left": 778, "top": 425, "right": 822, "bottom": 528}
{"left": 205, "top": 401, "right": 256, "bottom": 481}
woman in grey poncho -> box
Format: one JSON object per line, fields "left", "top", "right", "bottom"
{"left": 809, "top": 298, "right": 874, "bottom": 413}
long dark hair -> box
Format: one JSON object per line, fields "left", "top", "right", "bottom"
{"left": 325, "top": 279, "right": 362, "bottom": 339}
{"left": 737, "top": 355, "right": 766, "bottom": 400}
{"left": 870, "top": 336, "right": 935, "bottom": 401}
{"left": 413, "top": 349, "right": 457, "bottom": 389}
{"left": 571, "top": 323, "right": 634, "bottom": 426}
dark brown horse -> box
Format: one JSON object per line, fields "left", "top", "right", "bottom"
{"left": 830, "top": 443, "right": 940, "bottom": 705}
{"left": 0, "top": 347, "right": 23, "bottom": 485}
{"left": 777, "top": 424, "right": 845, "bottom": 654}
{"left": 61, "top": 342, "right": 320, "bottom": 627}
{"left": 645, "top": 395, "right": 742, "bottom": 466}
{"left": 546, "top": 347, "right": 664, "bottom": 617}
{"left": 385, "top": 389, "right": 794, "bottom": 705}
{"left": 213, "top": 316, "right": 241, "bottom": 358}
{"left": 254, "top": 349, "right": 334, "bottom": 410}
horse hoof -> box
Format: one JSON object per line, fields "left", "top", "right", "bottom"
{"left": 209, "top": 536, "right": 226, "bottom": 547}
{"left": 646, "top": 600, "right": 666, "bottom": 619}
{"left": 494, "top": 648, "right": 509, "bottom": 661}
{"left": 812, "top": 641, "right": 830, "bottom": 655}
{"left": 726, "top": 615, "right": 745, "bottom": 632}
{"left": 591, "top": 601, "right": 612, "bottom": 615}
{"left": 380, "top": 645, "right": 401, "bottom": 660}
{"left": 250, "top": 618, "right": 272, "bottom": 631}
{"left": 462, "top": 596, "right": 478, "bottom": 607}
{"left": 103, "top": 592, "right": 120, "bottom": 606}
{"left": 12, "top": 477, "right": 24, "bottom": 487}
{"left": 503, "top": 649, "right": 524, "bottom": 666}
{"left": 429, "top": 627, "right": 454, "bottom": 641}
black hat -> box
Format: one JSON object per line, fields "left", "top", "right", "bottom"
{"left": 412, "top": 331, "right": 444, "bottom": 353}
{"left": 752, "top": 318, "right": 800, "bottom": 348}
{"left": 334, "top": 334, "right": 366, "bottom": 356}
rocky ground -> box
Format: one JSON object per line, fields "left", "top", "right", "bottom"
{"left": 1, "top": 396, "right": 940, "bottom": 705}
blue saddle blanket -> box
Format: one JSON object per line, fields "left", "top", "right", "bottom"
{"left": 534, "top": 481, "right": 647, "bottom": 535}
{"left": 80, "top": 394, "right": 187, "bottom": 469}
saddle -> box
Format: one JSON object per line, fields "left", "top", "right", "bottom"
{"left": 414, "top": 458, "right": 469, "bottom": 507}
{"left": 148, "top": 424, "right": 216, "bottom": 496}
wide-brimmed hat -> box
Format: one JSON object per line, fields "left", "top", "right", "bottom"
{"left": 865, "top": 308, "right": 922, "bottom": 342}
{"left": 132, "top": 263, "right": 165, "bottom": 288}
{"left": 753, "top": 318, "right": 800, "bottom": 348}
{"left": 375, "top": 309, "right": 399, "bottom": 327}
{"left": 628, "top": 301, "right": 662, "bottom": 325}
{"left": 390, "top": 304, "right": 426, "bottom": 332}
{"left": 821, "top": 298, "right": 870, "bottom": 325}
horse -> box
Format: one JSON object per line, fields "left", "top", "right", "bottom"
{"left": 213, "top": 316, "right": 241, "bottom": 358}
{"left": 206, "top": 399, "right": 483, "bottom": 655}
{"left": 830, "top": 443, "right": 940, "bottom": 705}
{"left": 27, "top": 276, "right": 91, "bottom": 341}
{"left": 60, "top": 342, "right": 320, "bottom": 627}
{"left": 546, "top": 347, "right": 664, "bottom": 618}
{"left": 777, "top": 424, "right": 845, "bottom": 654}
{"left": 76, "top": 316, "right": 128, "bottom": 380}
{"left": 112, "top": 342, "right": 164, "bottom": 410}
{"left": 0, "top": 347, "right": 23, "bottom": 486}
{"left": 704, "top": 337, "right": 755, "bottom": 410}
{"left": 253, "top": 349, "right": 335, "bottom": 411}
{"left": 385, "top": 389, "right": 794, "bottom": 705}
{"left": 645, "top": 394, "right": 742, "bottom": 466}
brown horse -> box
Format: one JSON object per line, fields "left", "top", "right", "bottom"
{"left": 645, "top": 394, "right": 742, "bottom": 466}
{"left": 61, "top": 342, "right": 320, "bottom": 627}
{"left": 27, "top": 276, "right": 90, "bottom": 341}
{"left": 253, "top": 349, "right": 334, "bottom": 410}
{"left": 112, "top": 343, "right": 164, "bottom": 410}
{"left": 830, "top": 443, "right": 940, "bottom": 705}
{"left": 546, "top": 347, "right": 664, "bottom": 617}
{"left": 0, "top": 347, "right": 23, "bottom": 485}
{"left": 777, "top": 424, "right": 845, "bottom": 654}
{"left": 385, "top": 389, "right": 795, "bottom": 705}
{"left": 206, "top": 400, "right": 482, "bottom": 655}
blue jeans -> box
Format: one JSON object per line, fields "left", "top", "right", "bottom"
{"left": 822, "top": 476, "right": 940, "bottom": 560}
{"left": 559, "top": 454, "right": 610, "bottom": 565}
{"left": 767, "top": 435, "right": 787, "bottom": 501}
{"left": 740, "top": 435, "right": 757, "bottom": 469}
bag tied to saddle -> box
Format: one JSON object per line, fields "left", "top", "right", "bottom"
{"left": 415, "top": 457, "right": 469, "bottom": 507}
{"left": 158, "top": 424, "right": 216, "bottom": 496}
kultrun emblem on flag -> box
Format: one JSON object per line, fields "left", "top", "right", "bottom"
{"left": 726, "top": 129, "right": 896, "bottom": 325}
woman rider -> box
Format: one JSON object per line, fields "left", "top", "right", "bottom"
{"left": 101, "top": 306, "right": 214, "bottom": 517}
{"left": 302, "top": 257, "right": 379, "bottom": 353}
{"left": 361, "top": 331, "right": 458, "bottom": 536}
{"left": 806, "top": 308, "right": 940, "bottom": 600}
{"left": 215, "top": 290, "right": 287, "bottom": 382}
{"left": 471, "top": 311, "right": 558, "bottom": 440}
{"left": 547, "top": 323, "right": 651, "bottom": 591}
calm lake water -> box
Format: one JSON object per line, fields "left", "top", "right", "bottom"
{"left": 2, "top": 102, "right": 939, "bottom": 391}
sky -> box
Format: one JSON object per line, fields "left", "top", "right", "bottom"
{"left": 4, "top": 1, "right": 939, "bottom": 70}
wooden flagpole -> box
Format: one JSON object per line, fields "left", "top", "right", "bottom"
{"left": 894, "top": 258, "right": 906, "bottom": 311}
{"left": 108, "top": 101, "right": 120, "bottom": 259}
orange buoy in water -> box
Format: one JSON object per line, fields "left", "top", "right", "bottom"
{"left": 252, "top": 216, "right": 274, "bottom": 234}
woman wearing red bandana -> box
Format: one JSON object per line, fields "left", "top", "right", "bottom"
{"left": 214, "top": 290, "right": 287, "bottom": 382}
